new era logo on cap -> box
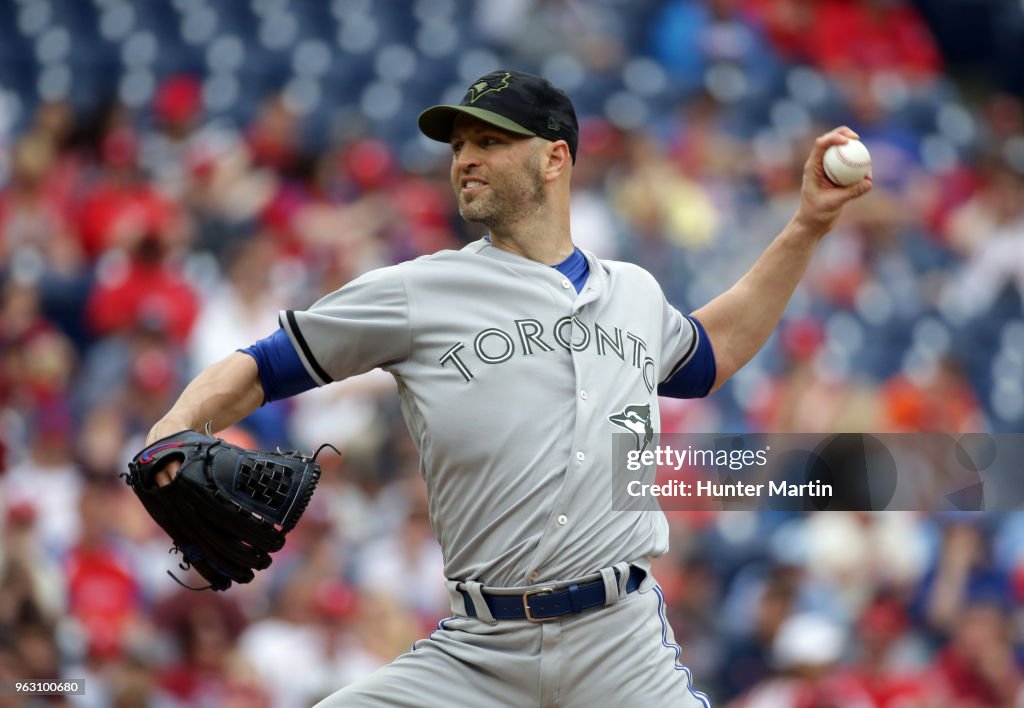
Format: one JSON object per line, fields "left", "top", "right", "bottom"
{"left": 418, "top": 70, "right": 579, "bottom": 162}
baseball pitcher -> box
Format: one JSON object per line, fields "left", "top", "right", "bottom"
{"left": 136, "top": 70, "right": 871, "bottom": 706}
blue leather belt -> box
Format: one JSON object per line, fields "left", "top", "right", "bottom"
{"left": 461, "top": 566, "right": 645, "bottom": 623}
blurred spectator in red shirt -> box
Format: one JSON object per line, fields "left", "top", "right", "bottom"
{"left": 741, "top": 0, "right": 814, "bottom": 62}
{"left": 246, "top": 95, "right": 303, "bottom": 175}
{"left": 851, "top": 594, "right": 937, "bottom": 706}
{"left": 66, "top": 478, "right": 143, "bottom": 662}
{"left": 934, "top": 603, "right": 1023, "bottom": 706}
{"left": 155, "top": 589, "right": 270, "bottom": 707}
{"left": 85, "top": 234, "right": 199, "bottom": 345}
{"left": 918, "top": 521, "right": 1023, "bottom": 703}
{"left": 76, "top": 126, "right": 188, "bottom": 260}
{"left": 806, "top": 0, "right": 942, "bottom": 81}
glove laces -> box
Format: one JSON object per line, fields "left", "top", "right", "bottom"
{"left": 166, "top": 546, "right": 214, "bottom": 591}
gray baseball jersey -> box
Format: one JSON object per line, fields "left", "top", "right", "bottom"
{"left": 286, "top": 237, "right": 711, "bottom": 706}
{"left": 280, "top": 237, "right": 700, "bottom": 588}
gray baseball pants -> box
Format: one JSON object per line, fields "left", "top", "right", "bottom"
{"left": 314, "top": 569, "right": 711, "bottom": 707}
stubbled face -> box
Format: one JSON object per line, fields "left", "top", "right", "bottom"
{"left": 449, "top": 116, "right": 546, "bottom": 230}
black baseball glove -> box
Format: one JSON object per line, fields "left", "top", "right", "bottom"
{"left": 123, "top": 430, "right": 330, "bottom": 591}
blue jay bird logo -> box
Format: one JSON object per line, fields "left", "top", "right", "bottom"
{"left": 608, "top": 404, "right": 654, "bottom": 453}
{"left": 465, "top": 72, "right": 511, "bottom": 103}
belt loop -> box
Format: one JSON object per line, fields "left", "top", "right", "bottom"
{"left": 614, "top": 561, "right": 631, "bottom": 597}
{"left": 463, "top": 581, "right": 497, "bottom": 625}
{"left": 567, "top": 583, "right": 582, "bottom": 614}
{"left": 599, "top": 567, "right": 620, "bottom": 607}
{"left": 446, "top": 579, "right": 468, "bottom": 616}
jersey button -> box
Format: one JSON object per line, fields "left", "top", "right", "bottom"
{"left": 557, "top": 515, "right": 568, "bottom": 525}
{"left": 579, "top": 390, "right": 588, "bottom": 400}
{"left": 576, "top": 451, "right": 585, "bottom": 462}
{"left": 528, "top": 571, "right": 539, "bottom": 583}
{"left": 561, "top": 279, "right": 571, "bottom": 289}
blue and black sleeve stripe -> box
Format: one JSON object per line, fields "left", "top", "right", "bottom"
{"left": 239, "top": 327, "right": 319, "bottom": 403}
{"left": 657, "top": 316, "right": 716, "bottom": 399}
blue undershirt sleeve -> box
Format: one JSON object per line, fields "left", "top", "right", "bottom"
{"left": 239, "top": 328, "right": 319, "bottom": 404}
{"left": 657, "top": 316, "right": 717, "bottom": 399}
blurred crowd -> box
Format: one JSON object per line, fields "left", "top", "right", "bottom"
{"left": 1, "top": 0, "right": 1023, "bottom": 705}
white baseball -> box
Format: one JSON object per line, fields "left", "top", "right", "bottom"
{"left": 822, "top": 139, "right": 871, "bottom": 186}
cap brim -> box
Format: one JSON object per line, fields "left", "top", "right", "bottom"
{"left": 417, "top": 105, "right": 536, "bottom": 144}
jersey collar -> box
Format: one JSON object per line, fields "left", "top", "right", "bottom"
{"left": 466, "top": 237, "right": 608, "bottom": 303}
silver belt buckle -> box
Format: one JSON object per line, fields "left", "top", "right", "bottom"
{"left": 522, "top": 586, "right": 557, "bottom": 623}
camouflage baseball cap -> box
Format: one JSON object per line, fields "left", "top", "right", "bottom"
{"left": 418, "top": 70, "right": 579, "bottom": 162}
